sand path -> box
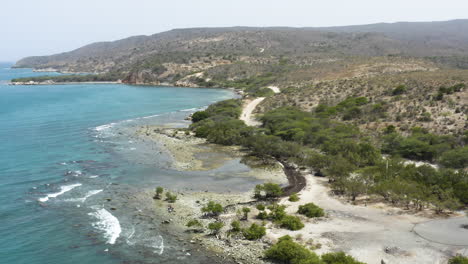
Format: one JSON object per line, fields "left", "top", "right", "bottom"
{"left": 240, "top": 86, "right": 280, "bottom": 126}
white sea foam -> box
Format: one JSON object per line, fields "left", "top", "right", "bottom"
{"left": 95, "top": 123, "right": 116, "bottom": 131}
{"left": 89, "top": 209, "right": 121, "bottom": 244}
{"left": 153, "top": 235, "right": 164, "bottom": 255}
{"left": 180, "top": 108, "right": 198, "bottom": 112}
{"left": 38, "top": 183, "right": 82, "bottom": 202}
{"left": 89, "top": 175, "right": 99, "bottom": 179}
{"left": 141, "top": 114, "right": 160, "bottom": 119}
{"left": 65, "top": 189, "right": 103, "bottom": 203}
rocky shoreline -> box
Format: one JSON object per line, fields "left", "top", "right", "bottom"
{"left": 132, "top": 125, "right": 312, "bottom": 264}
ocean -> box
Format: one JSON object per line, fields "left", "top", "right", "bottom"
{"left": 0, "top": 63, "right": 258, "bottom": 263}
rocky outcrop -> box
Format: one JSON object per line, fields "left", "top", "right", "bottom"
{"left": 122, "top": 70, "right": 162, "bottom": 85}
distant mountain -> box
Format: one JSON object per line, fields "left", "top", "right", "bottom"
{"left": 14, "top": 20, "right": 468, "bottom": 73}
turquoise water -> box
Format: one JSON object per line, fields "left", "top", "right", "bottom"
{"left": 0, "top": 63, "right": 248, "bottom": 264}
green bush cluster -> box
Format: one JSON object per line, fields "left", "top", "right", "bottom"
{"left": 382, "top": 127, "right": 465, "bottom": 165}
{"left": 434, "top": 83, "right": 465, "bottom": 100}
{"left": 265, "top": 236, "right": 364, "bottom": 264}
{"left": 202, "top": 201, "right": 224, "bottom": 217}
{"left": 298, "top": 203, "right": 325, "bottom": 218}
{"left": 279, "top": 215, "right": 304, "bottom": 230}
{"left": 254, "top": 183, "right": 283, "bottom": 200}
{"left": 242, "top": 223, "right": 266, "bottom": 240}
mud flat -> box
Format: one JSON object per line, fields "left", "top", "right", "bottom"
{"left": 135, "top": 125, "right": 288, "bottom": 184}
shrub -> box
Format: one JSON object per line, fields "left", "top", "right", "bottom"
{"left": 243, "top": 223, "right": 266, "bottom": 240}
{"left": 267, "top": 204, "right": 287, "bottom": 221}
{"left": 256, "top": 204, "right": 266, "bottom": 211}
{"left": 439, "top": 146, "right": 468, "bottom": 169}
{"left": 207, "top": 221, "right": 224, "bottom": 235}
{"left": 186, "top": 219, "right": 202, "bottom": 227}
{"left": 186, "top": 219, "right": 203, "bottom": 232}
{"left": 230, "top": 220, "right": 241, "bottom": 233}
{"left": 264, "top": 235, "right": 321, "bottom": 264}
{"left": 289, "top": 193, "right": 300, "bottom": 202}
{"left": 257, "top": 211, "right": 269, "bottom": 220}
{"left": 449, "top": 256, "right": 468, "bottom": 264}
{"left": 191, "top": 111, "right": 210, "bottom": 122}
{"left": 202, "top": 201, "right": 224, "bottom": 217}
{"left": 392, "top": 85, "right": 407, "bottom": 96}
{"left": 298, "top": 203, "right": 325, "bottom": 218}
{"left": 321, "top": 252, "right": 365, "bottom": 264}
{"left": 165, "top": 192, "right": 177, "bottom": 203}
{"left": 279, "top": 215, "right": 304, "bottom": 230}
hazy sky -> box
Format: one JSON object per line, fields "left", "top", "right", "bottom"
{"left": 2, "top": 0, "right": 467, "bottom": 61}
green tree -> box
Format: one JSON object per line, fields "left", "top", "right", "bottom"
{"left": 439, "top": 146, "right": 468, "bottom": 169}
{"left": 242, "top": 207, "right": 251, "bottom": 220}
{"left": 202, "top": 201, "right": 224, "bottom": 217}
{"left": 208, "top": 221, "right": 224, "bottom": 235}
{"left": 154, "top": 186, "right": 164, "bottom": 199}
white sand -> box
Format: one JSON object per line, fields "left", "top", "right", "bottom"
{"left": 240, "top": 86, "right": 280, "bottom": 126}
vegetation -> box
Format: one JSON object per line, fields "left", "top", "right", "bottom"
{"left": 202, "top": 201, "right": 224, "bottom": 217}
{"left": 165, "top": 192, "right": 177, "bottom": 203}
{"left": 186, "top": 219, "right": 203, "bottom": 232}
{"left": 298, "top": 203, "right": 325, "bottom": 218}
{"left": 449, "top": 255, "right": 468, "bottom": 264}
{"left": 321, "top": 252, "right": 365, "bottom": 264}
{"left": 242, "top": 207, "right": 251, "bottom": 220}
{"left": 242, "top": 223, "right": 266, "bottom": 240}
{"left": 190, "top": 98, "right": 468, "bottom": 211}
{"left": 265, "top": 235, "right": 363, "bottom": 264}
{"left": 288, "top": 193, "right": 300, "bottom": 202}
{"left": 230, "top": 220, "right": 242, "bottom": 233}
{"left": 254, "top": 183, "right": 284, "bottom": 200}
{"left": 392, "top": 85, "right": 407, "bottom": 96}
{"left": 154, "top": 186, "right": 164, "bottom": 199}
{"left": 279, "top": 215, "right": 304, "bottom": 230}
{"left": 265, "top": 235, "right": 321, "bottom": 264}
{"left": 11, "top": 73, "right": 122, "bottom": 83}
{"left": 207, "top": 221, "right": 224, "bottom": 235}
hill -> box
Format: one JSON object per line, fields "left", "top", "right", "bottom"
{"left": 14, "top": 20, "right": 468, "bottom": 75}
